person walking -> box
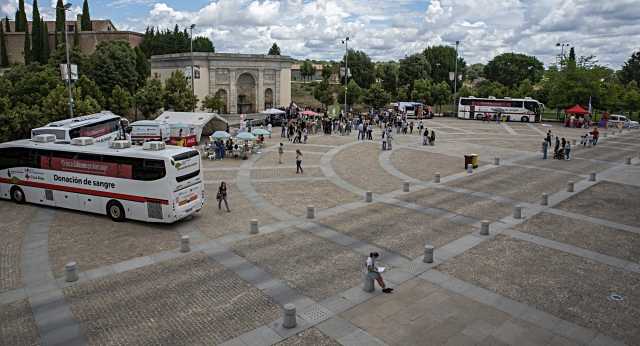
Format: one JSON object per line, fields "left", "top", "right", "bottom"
{"left": 366, "top": 252, "right": 393, "bottom": 293}
{"left": 278, "top": 143, "right": 284, "bottom": 164}
{"left": 295, "top": 149, "right": 304, "bottom": 174}
{"left": 267, "top": 123, "right": 273, "bottom": 138}
{"left": 217, "top": 182, "right": 230, "bottom": 212}
{"left": 542, "top": 138, "right": 548, "bottom": 159}
{"left": 429, "top": 130, "right": 436, "bottom": 146}
{"left": 423, "top": 128, "right": 429, "bottom": 146}
{"left": 565, "top": 140, "right": 571, "bottom": 160}
{"left": 554, "top": 136, "right": 560, "bottom": 159}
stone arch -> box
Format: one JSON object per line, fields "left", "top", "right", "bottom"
{"left": 215, "top": 89, "right": 228, "bottom": 114}
{"left": 237, "top": 73, "right": 256, "bottom": 114}
{"left": 264, "top": 88, "right": 274, "bottom": 110}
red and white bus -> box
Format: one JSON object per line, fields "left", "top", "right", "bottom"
{"left": 458, "top": 96, "right": 544, "bottom": 122}
{"left": 0, "top": 135, "right": 205, "bottom": 223}
{"left": 31, "top": 112, "right": 125, "bottom": 143}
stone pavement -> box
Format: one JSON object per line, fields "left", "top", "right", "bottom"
{"left": 1, "top": 120, "right": 639, "bottom": 345}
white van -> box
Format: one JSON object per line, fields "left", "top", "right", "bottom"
{"left": 129, "top": 120, "right": 170, "bottom": 144}
{"left": 609, "top": 114, "right": 639, "bottom": 129}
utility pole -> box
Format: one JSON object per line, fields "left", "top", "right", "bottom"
{"left": 61, "top": 3, "right": 74, "bottom": 118}
{"left": 452, "top": 40, "right": 460, "bottom": 117}
{"left": 342, "top": 36, "right": 349, "bottom": 118}
{"left": 190, "top": 24, "right": 196, "bottom": 112}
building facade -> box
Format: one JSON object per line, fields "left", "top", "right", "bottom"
{"left": 3, "top": 18, "right": 143, "bottom": 65}
{"left": 151, "top": 53, "right": 294, "bottom": 114}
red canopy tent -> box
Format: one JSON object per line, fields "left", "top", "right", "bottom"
{"left": 565, "top": 104, "right": 589, "bottom": 115}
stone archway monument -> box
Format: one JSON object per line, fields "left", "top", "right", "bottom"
{"left": 151, "top": 53, "right": 294, "bottom": 114}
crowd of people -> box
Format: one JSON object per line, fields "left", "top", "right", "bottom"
{"left": 542, "top": 127, "right": 600, "bottom": 160}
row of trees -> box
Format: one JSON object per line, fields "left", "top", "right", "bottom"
{"left": 0, "top": 38, "right": 201, "bottom": 143}
{"left": 138, "top": 25, "right": 215, "bottom": 58}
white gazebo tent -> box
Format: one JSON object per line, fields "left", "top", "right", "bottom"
{"left": 155, "top": 111, "right": 228, "bottom": 144}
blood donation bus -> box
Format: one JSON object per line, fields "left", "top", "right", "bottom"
{"left": 0, "top": 135, "right": 205, "bottom": 223}
{"left": 30, "top": 112, "right": 124, "bottom": 143}
{"left": 457, "top": 96, "right": 544, "bottom": 122}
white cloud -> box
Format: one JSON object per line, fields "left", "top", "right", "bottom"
{"left": 114, "top": 0, "right": 639, "bottom": 68}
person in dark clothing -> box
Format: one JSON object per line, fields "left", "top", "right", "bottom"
{"left": 217, "top": 182, "right": 230, "bottom": 212}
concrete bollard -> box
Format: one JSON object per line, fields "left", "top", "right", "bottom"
{"left": 572, "top": 139, "right": 577, "bottom": 146}
{"left": 513, "top": 205, "right": 523, "bottom": 219}
{"left": 494, "top": 157, "right": 500, "bottom": 166}
{"left": 365, "top": 191, "right": 373, "bottom": 203}
{"left": 180, "top": 235, "right": 190, "bottom": 253}
{"left": 306, "top": 206, "right": 315, "bottom": 219}
{"left": 423, "top": 244, "right": 434, "bottom": 263}
{"left": 282, "top": 304, "right": 297, "bottom": 329}
{"left": 362, "top": 273, "right": 375, "bottom": 292}
{"left": 626, "top": 157, "right": 632, "bottom": 165}
{"left": 65, "top": 262, "right": 78, "bottom": 282}
{"left": 403, "top": 181, "right": 410, "bottom": 192}
{"left": 434, "top": 173, "right": 441, "bottom": 183}
{"left": 467, "top": 166, "right": 473, "bottom": 174}
{"left": 567, "top": 181, "right": 575, "bottom": 192}
{"left": 250, "top": 219, "right": 259, "bottom": 234}
{"left": 589, "top": 172, "right": 596, "bottom": 182}
{"left": 480, "top": 220, "right": 490, "bottom": 236}
{"left": 541, "top": 193, "right": 549, "bottom": 206}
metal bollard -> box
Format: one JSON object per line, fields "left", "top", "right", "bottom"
{"left": 282, "top": 304, "right": 297, "bottom": 329}
{"left": 626, "top": 157, "right": 632, "bottom": 165}
{"left": 180, "top": 235, "right": 190, "bottom": 253}
{"left": 434, "top": 172, "right": 441, "bottom": 183}
{"left": 494, "top": 157, "right": 500, "bottom": 166}
{"left": 365, "top": 191, "right": 373, "bottom": 203}
{"left": 403, "top": 181, "right": 410, "bottom": 192}
{"left": 423, "top": 244, "right": 434, "bottom": 263}
{"left": 541, "top": 193, "right": 549, "bottom": 206}
{"left": 65, "top": 262, "right": 78, "bottom": 282}
{"left": 250, "top": 219, "right": 259, "bottom": 234}
{"left": 513, "top": 205, "right": 523, "bottom": 219}
{"left": 589, "top": 172, "right": 596, "bottom": 182}
{"left": 480, "top": 220, "right": 490, "bottom": 236}
{"left": 567, "top": 181, "right": 575, "bottom": 192}
{"left": 306, "top": 206, "right": 315, "bottom": 219}
{"left": 362, "top": 273, "right": 375, "bottom": 292}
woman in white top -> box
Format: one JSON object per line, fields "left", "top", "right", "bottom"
{"left": 295, "top": 149, "right": 304, "bottom": 174}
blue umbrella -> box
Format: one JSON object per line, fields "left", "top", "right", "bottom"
{"left": 211, "top": 131, "right": 231, "bottom": 139}
{"left": 252, "top": 128, "right": 271, "bottom": 136}
{"left": 236, "top": 132, "right": 256, "bottom": 141}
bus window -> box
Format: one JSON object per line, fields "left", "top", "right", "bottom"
{"left": 510, "top": 101, "right": 524, "bottom": 108}
{"left": 0, "top": 148, "right": 37, "bottom": 169}
{"left": 134, "top": 159, "right": 166, "bottom": 181}
{"left": 460, "top": 99, "right": 472, "bottom": 106}
{"left": 31, "top": 129, "right": 67, "bottom": 140}
{"left": 70, "top": 119, "right": 120, "bottom": 139}
{"left": 524, "top": 101, "right": 538, "bottom": 112}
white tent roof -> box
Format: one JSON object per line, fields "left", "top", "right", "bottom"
{"left": 155, "top": 112, "right": 227, "bottom": 127}
{"left": 262, "top": 108, "right": 286, "bottom": 115}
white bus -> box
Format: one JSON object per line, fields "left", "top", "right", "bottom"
{"left": 458, "top": 96, "right": 544, "bottom": 122}
{"left": 31, "top": 112, "right": 125, "bottom": 143}
{"left": 0, "top": 135, "right": 205, "bottom": 223}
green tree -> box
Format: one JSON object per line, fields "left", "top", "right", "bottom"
{"left": 268, "top": 42, "right": 280, "bottom": 55}
{"left": 40, "top": 17, "right": 49, "bottom": 63}
{"left": 4, "top": 16, "right": 9, "bottom": 32}
{"left": 398, "top": 53, "right": 430, "bottom": 96}
{"left": 484, "top": 53, "right": 544, "bottom": 88}
{"left": 49, "top": 44, "right": 88, "bottom": 77}
{"left": 621, "top": 52, "right": 640, "bottom": 86}
{"left": 55, "top": 0, "right": 65, "bottom": 47}
{"left": 109, "top": 85, "right": 132, "bottom": 116}
{"left": 431, "top": 81, "right": 452, "bottom": 113}
{"left": 15, "top": 0, "right": 27, "bottom": 32}
{"left": 474, "top": 80, "right": 509, "bottom": 98}
{"left": 31, "top": 0, "right": 42, "bottom": 63}
{"left": 193, "top": 36, "right": 215, "bottom": 52}
{"left": 313, "top": 79, "right": 335, "bottom": 110}
{"left": 23, "top": 22, "right": 31, "bottom": 65}
{"left": 321, "top": 63, "right": 333, "bottom": 81}
{"left": 0, "top": 26, "right": 8, "bottom": 67}
{"left": 135, "top": 79, "right": 164, "bottom": 118}
{"left": 300, "top": 60, "right": 315, "bottom": 82}
{"left": 163, "top": 70, "right": 197, "bottom": 111}
{"left": 411, "top": 79, "right": 433, "bottom": 105}
{"left": 423, "top": 45, "right": 466, "bottom": 86}
{"left": 87, "top": 41, "right": 138, "bottom": 97}
{"left": 512, "top": 79, "right": 534, "bottom": 98}
{"left": 134, "top": 46, "right": 150, "bottom": 88}
{"left": 465, "top": 63, "right": 485, "bottom": 81}
{"left": 81, "top": 0, "right": 92, "bottom": 31}
{"left": 343, "top": 49, "right": 375, "bottom": 89}
{"left": 378, "top": 62, "right": 399, "bottom": 98}
{"left": 568, "top": 47, "right": 576, "bottom": 63}
{"left": 76, "top": 74, "right": 105, "bottom": 106}
{"left": 363, "top": 82, "right": 391, "bottom": 110}
{"left": 339, "top": 79, "right": 363, "bottom": 109}
{"left": 201, "top": 94, "right": 224, "bottom": 112}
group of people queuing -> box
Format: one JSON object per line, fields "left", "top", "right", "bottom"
{"left": 543, "top": 130, "right": 572, "bottom": 160}
{"left": 565, "top": 115, "right": 593, "bottom": 128}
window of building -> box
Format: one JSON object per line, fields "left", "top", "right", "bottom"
{"left": 68, "top": 25, "right": 75, "bottom": 32}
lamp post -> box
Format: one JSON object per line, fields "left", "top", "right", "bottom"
{"left": 341, "top": 36, "right": 349, "bottom": 118}
{"left": 189, "top": 24, "right": 196, "bottom": 111}
{"left": 451, "top": 40, "right": 460, "bottom": 117}
{"left": 60, "top": 2, "right": 74, "bottom": 118}
{"left": 556, "top": 42, "right": 570, "bottom": 69}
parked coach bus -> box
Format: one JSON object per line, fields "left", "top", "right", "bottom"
{"left": 458, "top": 96, "right": 544, "bottom": 122}
{"left": 0, "top": 135, "right": 205, "bottom": 223}
{"left": 30, "top": 111, "right": 125, "bottom": 143}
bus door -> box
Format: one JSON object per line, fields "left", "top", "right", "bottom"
{"left": 470, "top": 105, "right": 475, "bottom": 119}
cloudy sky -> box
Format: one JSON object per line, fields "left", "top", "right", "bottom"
{"left": 1, "top": 0, "right": 639, "bottom": 68}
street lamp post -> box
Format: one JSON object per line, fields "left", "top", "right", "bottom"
{"left": 342, "top": 37, "right": 349, "bottom": 118}
{"left": 451, "top": 40, "right": 460, "bottom": 117}
{"left": 556, "top": 42, "right": 570, "bottom": 69}
{"left": 189, "top": 24, "right": 196, "bottom": 112}
{"left": 60, "top": 3, "right": 74, "bottom": 118}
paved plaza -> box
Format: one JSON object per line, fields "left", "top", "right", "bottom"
{"left": 1, "top": 118, "right": 640, "bottom": 345}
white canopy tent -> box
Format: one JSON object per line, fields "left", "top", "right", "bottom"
{"left": 262, "top": 108, "right": 286, "bottom": 115}
{"left": 155, "top": 112, "right": 226, "bottom": 144}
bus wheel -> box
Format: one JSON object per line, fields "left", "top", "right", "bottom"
{"left": 10, "top": 186, "right": 26, "bottom": 204}
{"left": 106, "top": 200, "right": 125, "bottom": 222}
{"left": 521, "top": 116, "right": 529, "bottom": 123}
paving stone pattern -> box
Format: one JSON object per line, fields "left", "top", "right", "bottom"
{"left": 438, "top": 235, "right": 640, "bottom": 344}
{"left": 63, "top": 253, "right": 280, "bottom": 345}
{"left": 273, "top": 327, "right": 341, "bottom": 346}
{"left": 333, "top": 142, "right": 403, "bottom": 194}
{"left": 389, "top": 149, "right": 464, "bottom": 182}
{"left": 0, "top": 203, "right": 37, "bottom": 293}
{"left": 0, "top": 299, "right": 40, "bottom": 346}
